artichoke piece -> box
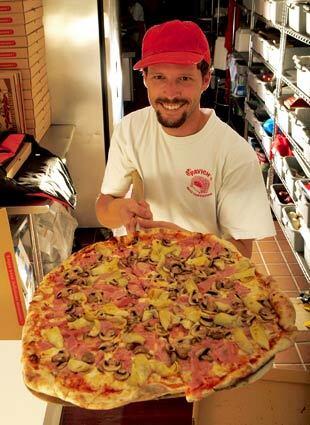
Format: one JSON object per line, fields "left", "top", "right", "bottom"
{"left": 41, "top": 327, "right": 64, "bottom": 349}
{"left": 232, "top": 328, "right": 253, "bottom": 354}
{"left": 242, "top": 294, "right": 263, "bottom": 314}
{"left": 149, "top": 359, "right": 178, "bottom": 377}
{"left": 91, "top": 257, "right": 119, "bottom": 276}
{"left": 68, "top": 292, "right": 87, "bottom": 303}
{"left": 88, "top": 319, "right": 101, "bottom": 337}
{"left": 95, "top": 246, "right": 112, "bottom": 256}
{"left": 67, "top": 358, "right": 91, "bottom": 373}
{"left": 186, "top": 256, "right": 210, "bottom": 267}
{"left": 128, "top": 354, "right": 152, "bottom": 386}
{"left": 214, "top": 301, "right": 231, "bottom": 312}
{"left": 250, "top": 322, "right": 270, "bottom": 350}
{"left": 101, "top": 303, "right": 129, "bottom": 317}
{"left": 231, "top": 267, "right": 256, "bottom": 281}
{"left": 213, "top": 259, "right": 225, "bottom": 270}
{"left": 159, "top": 309, "right": 172, "bottom": 330}
{"left": 183, "top": 306, "right": 201, "bottom": 323}
{"left": 213, "top": 313, "right": 237, "bottom": 328}
{"left": 184, "top": 278, "right": 198, "bottom": 294}
{"left": 123, "top": 332, "right": 145, "bottom": 345}
{"left": 68, "top": 317, "right": 91, "bottom": 330}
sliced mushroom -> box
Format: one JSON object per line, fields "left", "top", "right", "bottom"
{"left": 175, "top": 342, "right": 191, "bottom": 359}
{"left": 190, "top": 323, "right": 207, "bottom": 338}
{"left": 99, "top": 329, "right": 117, "bottom": 341}
{"left": 259, "top": 307, "right": 276, "bottom": 321}
{"left": 170, "top": 263, "right": 185, "bottom": 275}
{"left": 133, "top": 345, "right": 150, "bottom": 356}
{"left": 197, "top": 347, "right": 212, "bottom": 361}
{"left": 99, "top": 358, "right": 121, "bottom": 372}
{"left": 205, "top": 327, "right": 231, "bottom": 339}
{"left": 155, "top": 323, "right": 168, "bottom": 337}
{"left": 113, "top": 369, "right": 130, "bottom": 381}
{"left": 87, "top": 291, "right": 103, "bottom": 304}
{"left": 99, "top": 341, "right": 118, "bottom": 352}
{"left": 29, "top": 353, "right": 39, "bottom": 364}
{"left": 189, "top": 290, "right": 200, "bottom": 305}
{"left": 51, "top": 350, "right": 70, "bottom": 368}
{"left": 81, "top": 352, "right": 95, "bottom": 364}
{"left": 199, "top": 315, "right": 214, "bottom": 327}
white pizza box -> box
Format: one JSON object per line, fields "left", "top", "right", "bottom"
{"left": 23, "top": 81, "right": 48, "bottom": 108}
{"left": 0, "top": 36, "right": 44, "bottom": 60}
{"left": 21, "top": 62, "right": 46, "bottom": 90}
{"left": 25, "top": 100, "right": 50, "bottom": 128}
{"left": 0, "top": 208, "right": 27, "bottom": 340}
{"left": 26, "top": 111, "right": 51, "bottom": 141}
{"left": 0, "top": 16, "right": 42, "bottom": 37}
{"left": 0, "top": 26, "right": 44, "bottom": 48}
{"left": 0, "top": 0, "right": 42, "bottom": 14}
{"left": 18, "top": 55, "right": 45, "bottom": 79}
{"left": 193, "top": 368, "right": 310, "bottom": 425}
{"left": 22, "top": 71, "right": 47, "bottom": 99}
{"left": 0, "top": 47, "right": 45, "bottom": 69}
{"left": 24, "top": 90, "right": 49, "bottom": 119}
{"left": 0, "top": 340, "right": 61, "bottom": 425}
{"left": 0, "top": 6, "right": 42, "bottom": 25}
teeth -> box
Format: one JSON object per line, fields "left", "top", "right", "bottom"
{"left": 162, "top": 103, "right": 182, "bottom": 110}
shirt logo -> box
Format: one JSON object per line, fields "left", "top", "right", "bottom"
{"left": 186, "top": 168, "right": 212, "bottom": 197}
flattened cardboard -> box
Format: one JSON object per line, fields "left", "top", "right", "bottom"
{"left": 0, "top": 0, "right": 42, "bottom": 15}
{"left": 0, "top": 26, "right": 44, "bottom": 48}
{"left": 0, "top": 208, "right": 27, "bottom": 340}
{"left": 0, "top": 36, "right": 44, "bottom": 58}
{"left": 0, "top": 17, "right": 42, "bottom": 37}
{"left": 5, "top": 141, "right": 31, "bottom": 178}
{"left": 24, "top": 90, "right": 49, "bottom": 118}
{"left": 25, "top": 101, "right": 50, "bottom": 128}
{"left": 19, "top": 55, "right": 45, "bottom": 79}
{"left": 0, "top": 6, "right": 43, "bottom": 25}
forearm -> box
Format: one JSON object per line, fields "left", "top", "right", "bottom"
{"left": 228, "top": 238, "right": 253, "bottom": 258}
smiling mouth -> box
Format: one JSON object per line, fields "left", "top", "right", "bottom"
{"left": 156, "top": 99, "right": 188, "bottom": 111}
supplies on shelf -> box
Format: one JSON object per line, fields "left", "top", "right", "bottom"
{"left": 293, "top": 55, "right": 310, "bottom": 97}
{"left": 288, "top": 1, "right": 308, "bottom": 33}
{"left": 270, "top": 183, "right": 294, "bottom": 220}
{"left": 304, "top": 4, "right": 310, "bottom": 36}
{"left": 282, "top": 205, "right": 304, "bottom": 252}
{"left": 283, "top": 156, "right": 307, "bottom": 200}
{"left": 295, "top": 179, "right": 310, "bottom": 226}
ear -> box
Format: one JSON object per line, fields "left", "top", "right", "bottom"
{"left": 142, "top": 70, "right": 148, "bottom": 88}
{"left": 202, "top": 70, "right": 211, "bottom": 92}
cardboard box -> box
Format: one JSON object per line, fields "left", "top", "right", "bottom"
{"left": 0, "top": 17, "right": 42, "bottom": 37}
{"left": 23, "top": 82, "right": 48, "bottom": 109}
{"left": 0, "top": 6, "right": 42, "bottom": 25}
{"left": 0, "top": 36, "right": 44, "bottom": 58}
{"left": 22, "top": 70, "right": 47, "bottom": 99}
{"left": 25, "top": 101, "right": 50, "bottom": 128}
{"left": 21, "top": 62, "right": 46, "bottom": 90}
{"left": 27, "top": 113, "right": 51, "bottom": 141}
{"left": 18, "top": 55, "right": 45, "bottom": 79}
{"left": 0, "top": 0, "right": 42, "bottom": 14}
{"left": 0, "top": 26, "right": 44, "bottom": 48}
{"left": 5, "top": 141, "right": 32, "bottom": 178}
{"left": 0, "top": 47, "right": 45, "bottom": 69}
{"left": 193, "top": 369, "right": 310, "bottom": 425}
{"left": 0, "top": 208, "right": 27, "bottom": 340}
{"left": 24, "top": 90, "right": 49, "bottom": 119}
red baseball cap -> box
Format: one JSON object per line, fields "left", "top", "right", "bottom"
{"left": 133, "top": 20, "right": 211, "bottom": 70}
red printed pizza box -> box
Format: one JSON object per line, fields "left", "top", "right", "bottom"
{"left": 18, "top": 55, "right": 45, "bottom": 79}
{"left": 24, "top": 91, "right": 49, "bottom": 120}
{"left": 21, "top": 62, "right": 46, "bottom": 90}
{"left": 0, "top": 36, "right": 44, "bottom": 58}
{"left": 0, "top": 26, "right": 44, "bottom": 48}
{"left": 0, "top": 17, "right": 42, "bottom": 37}
{"left": 0, "top": 0, "right": 42, "bottom": 14}
{"left": 0, "top": 6, "right": 43, "bottom": 25}
{"left": 22, "top": 71, "right": 47, "bottom": 99}
{"left": 25, "top": 101, "right": 50, "bottom": 128}
{"left": 24, "top": 83, "right": 48, "bottom": 109}
{"left": 0, "top": 47, "right": 45, "bottom": 69}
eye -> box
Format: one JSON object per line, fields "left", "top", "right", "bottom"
{"left": 152, "top": 75, "right": 164, "bottom": 80}
{"left": 179, "top": 76, "right": 192, "bottom": 82}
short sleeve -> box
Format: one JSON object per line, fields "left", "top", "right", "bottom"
{"left": 217, "top": 159, "right": 276, "bottom": 240}
{"left": 101, "top": 124, "right": 135, "bottom": 197}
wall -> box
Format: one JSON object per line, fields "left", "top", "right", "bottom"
{"left": 42, "top": 0, "right": 105, "bottom": 227}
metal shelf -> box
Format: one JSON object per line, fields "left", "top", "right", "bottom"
{"left": 248, "top": 86, "right": 275, "bottom": 118}
{"left": 275, "top": 120, "right": 310, "bottom": 174}
{"left": 281, "top": 73, "right": 310, "bottom": 105}
{"left": 254, "top": 12, "right": 282, "bottom": 31}
{"left": 283, "top": 26, "right": 310, "bottom": 46}
{"left": 251, "top": 49, "right": 277, "bottom": 75}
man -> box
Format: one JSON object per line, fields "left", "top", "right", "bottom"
{"left": 96, "top": 20, "right": 275, "bottom": 258}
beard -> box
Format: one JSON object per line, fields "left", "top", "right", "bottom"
{"left": 154, "top": 98, "right": 188, "bottom": 128}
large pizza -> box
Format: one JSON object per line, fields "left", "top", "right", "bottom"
{"left": 22, "top": 229, "right": 296, "bottom": 409}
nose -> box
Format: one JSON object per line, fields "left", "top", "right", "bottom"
{"left": 163, "top": 80, "right": 181, "bottom": 99}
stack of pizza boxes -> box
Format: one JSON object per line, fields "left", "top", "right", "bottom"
{"left": 0, "top": 0, "right": 51, "bottom": 141}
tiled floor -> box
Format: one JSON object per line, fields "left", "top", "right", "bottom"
{"left": 251, "top": 220, "right": 310, "bottom": 371}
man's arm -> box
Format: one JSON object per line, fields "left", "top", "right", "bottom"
{"left": 228, "top": 238, "right": 253, "bottom": 258}
{"left": 95, "top": 193, "right": 152, "bottom": 233}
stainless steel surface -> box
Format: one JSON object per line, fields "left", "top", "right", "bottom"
{"left": 28, "top": 214, "right": 44, "bottom": 285}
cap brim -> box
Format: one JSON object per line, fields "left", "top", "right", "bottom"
{"left": 133, "top": 51, "right": 207, "bottom": 70}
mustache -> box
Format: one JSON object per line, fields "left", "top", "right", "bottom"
{"left": 155, "top": 98, "right": 188, "bottom": 105}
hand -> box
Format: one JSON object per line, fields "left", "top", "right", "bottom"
{"left": 117, "top": 199, "right": 153, "bottom": 234}
{"left": 137, "top": 218, "right": 185, "bottom": 231}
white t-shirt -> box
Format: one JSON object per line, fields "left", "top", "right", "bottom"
{"left": 101, "top": 107, "right": 275, "bottom": 240}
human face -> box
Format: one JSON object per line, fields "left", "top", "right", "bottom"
{"left": 144, "top": 63, "right": 210, "bottom": 136}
